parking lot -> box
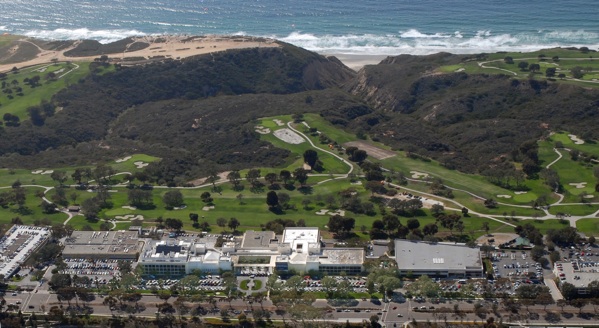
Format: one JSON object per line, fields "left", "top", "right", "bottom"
{"left": 61, "top": 258, "right": 124, "bottom": 276}
{"left": 139, "top": 276, "right": 226, "bottom": 292}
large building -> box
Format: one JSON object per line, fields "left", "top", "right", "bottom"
{"left": 0, "top": 225, "right": 50, "bottom": 277}
{"left": 395, "top": 240, "right": 483, "bottom": 278}
{"left": 137, "top": 227, "right": 364, "bottom": 277}
{"left": 62, "top": 231, "right": 143, "bottom": 260}
{"left": 138, "top": 238, "right": 232, "bottom": 277}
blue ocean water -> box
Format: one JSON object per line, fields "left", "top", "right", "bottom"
{"left": 0, "top": 0, "right": 597, "bottom": 55}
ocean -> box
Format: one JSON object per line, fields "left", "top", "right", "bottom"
{"left": 0, "top": 0, "right": 598, "bottom": 56}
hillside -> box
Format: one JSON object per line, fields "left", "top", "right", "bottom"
{"left": 1, "top": 37, "right": 599, "bottom": 183}
{"left": 341, "top": 52, "right": 599, "bottom": 173}
{"left": 0, "top": 42, "right": 357, "bottom": 181}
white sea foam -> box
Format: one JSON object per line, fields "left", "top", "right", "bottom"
{"left": 279, "top": 30, "right": 599, "bottom": 56}
{"left": 23, "top": 28, "right": 146, "bottom": 44}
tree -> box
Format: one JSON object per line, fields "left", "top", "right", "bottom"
{"left": 484, "top": 198, "right": 498, "bottom": 208}
{"left": 382, "top": 214, "right": 400, "bottom": 235}
{"left": 293, "top": 168, "right": 308, "bottom": 186}
{"left": 264, "top": 172, "right": 278, "bottom": 186}
{"left": 227, "top": 170, "right": 242, "bottom": 190}
{"left": 165, "top": 218, "right": 183, "bottom": 231}
{"left": 481, "top": 222, "right": 490, "bottom": 235}
{"left": 246, "top": 169, "right": 262, "bottom": 187}
{"left": 430, "top": 204, "right": 444, "bottom": 217}
{"left": 589, "top": 236, "right": 596, "bottom": 245}
{"left": 200, "top": 191, "right": 213, "bottom": 204}
{"left": 560, "top": 282, "right": 578, "bottom": 300}
{"left": 279, "top": 170, "right": 292, "bottom": 186}
{"left": 228, "top": 217, "right": 240, "bottom": 232}
{"left": 407, "top": 218, "right": 420, "bottom": 230}
{"left": 81, "top": 197, "right": 101, "bottom": 220}
{"left": 545, "top": 67, "right": 556, "bottom": 77}
{"left": 216, "top": 217, "right": 227, "bottom": 228}
{"left": 266, "top": 191, "right": 279, "bottom": 208}
{"left": 278, "top": 192, "right": 291, "bottom": 209}
{"left": 528, "top": 63, "right": 541, "bottom": 73}
{"left": 327, "top": 215, "right": 355, "bottom": 237}
{"left": 571, "top": 66, "right": 584, "bottom": 78}
{"left": 422, "top": 223, "right": 438, "bottom": 236}
{"left": 518, "top": 61, "right": 529, "bottom": 71}
{"left": 303, "top": 149, "right": 319, "bottom": 168}
{"left": 504, "top": 56, "right": 514, "bottom": 64}
{"left": 128, "top": 189, "right": 153, "bottom": 207}
{"left": 162, "top": 190, "right": 184, "bottom": 208}
{"left": 50, "top": 171, "right": 68, "bottom": 186}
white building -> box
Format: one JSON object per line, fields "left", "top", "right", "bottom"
{"left": 137, "top": 227, "right": 364, "bottom": 277}
{"left": 138, "top": 239, "right": 231, "bottom": 277}
{"left": 395, "top": 240, "right": 483, "bottom": 278}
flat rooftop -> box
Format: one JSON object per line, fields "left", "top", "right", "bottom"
{"left": 283, "top": 227, "right": 319, "bottom": 244}
{"left": 63, "top": 230, "right": 141, "bottom": 257}
{"left": 0, "top": 225, "right": 50, "bottom": 276}
{"left": 140, "top": 239, "right": 190, "bottom": 262}
{"left": 319, "top": 248, "right": 364, "bottom": 265}
{"left": 395, "top": 240, "right": 482, "bottom": 271}
{"left": 241, "top": 231, "right": 276, "bottom": 249}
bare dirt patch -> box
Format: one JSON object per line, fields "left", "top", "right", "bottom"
{"left": 343, "top": 141, "right": 396, "bottom": 160}
{"left": 273, "top": 128, "right": 305, "bottom": 144}
{"left": 476, "top": 232, "right": 518, "bottom": 245}
{"left": 568, "top": 134, "right": 584, "bottom": 145}
{"left": 410, "top": 171, "right": 429, "bottom": 179}
{"left": 569, "top": 182, "right": 587, "bottom": 189}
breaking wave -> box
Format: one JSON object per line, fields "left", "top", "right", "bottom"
{"left": 279, "top": 29, "right": 599, "bottom": 56}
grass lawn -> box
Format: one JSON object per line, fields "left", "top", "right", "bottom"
{"left": 0, "top": 187, "right": 68, "bottom": 224}
{"left": 1, "top": 62, "right": 94, "bottom": 119}
{"left": 436, "top": 48, "right": 599, "bottom": 88}
{"left": 576, "top": 218, "right": 599, "bottom": 236}
{"left": 524, "top": 219, "right": 571, "bottom": 234}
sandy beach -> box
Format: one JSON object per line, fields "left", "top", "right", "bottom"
{"left": 329, "top": 54, "right": 389, "bottom": 71}
{"left": 0, "top": 34, "right": 389, "bottom": 73}
{"left": 0, "top": 35, "right": 280, "bottom": 73}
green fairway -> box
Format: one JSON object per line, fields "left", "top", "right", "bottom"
{"left": 0, "top": 62, "right": 101, "bottom": 119}
{"left": 436, "top": 48, "right": 599, "bottom": 88}
{"left": 576, "top": 218, "right": 599, "bottom": 236}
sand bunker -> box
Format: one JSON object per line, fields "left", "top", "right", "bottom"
{"left": 134, "top": 161, "right": 149, "bottom": 168}
{"left": 316, "top": 209, "right": 329, "bottom": 215}
{"left": 115, "top": 156, "right": 132, "bottom": 163}
{"left": 40, "top": 170, "right": 54, "bottom": 175}
{"left": 514, "top": 191, "right": 528, "bottom": 195}
{"left": 497, "top": 195, "right": 512, "bottom": 199}
{"left": 255, "top": 125, "right": 271, "bottom": 135}
{"left": 173, "top": 205, "right": 187, "bottom": 210}
{"left": 455, "top": 68, "right": 465, "bottom": 72}
{"left": 122, "top": 206, "right": 137, "bottom": 210}
{"left": 273, "top": 128, "right": 305, "bottom": 144}
{"left": 273, "top": 119, "right": 284, "bottom": 126}
{"left": 329, "top": 209, "right": 346, "bottom": 216}
{"left": 350, "top": 181, "right": 363, "bottom": 185}
{"left": 31, "top": 170, "right": 43, "bottom": 174}
{"left": 202, "top": 205, "right": 215, "bottom": 211}
{"left": 302, "top": 122, "right": 311, "bottom": 128}
{"left": 410, "top": 171, "right": 429, "bottom": 179}
{"left": 568, "top": 134, "right": 584, "bottom": 145}
{"left": 115, "top": 214, "right": 144, "bottom": 220}
{"left": 584, "top": 194, "right": 595, "bottom": 199}
{"left": 569, "top": 182, "right": 587, "bottom": 189}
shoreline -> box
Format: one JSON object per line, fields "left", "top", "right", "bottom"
{"left": 325, "top": 54, "right": 390, "bottom": 71}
